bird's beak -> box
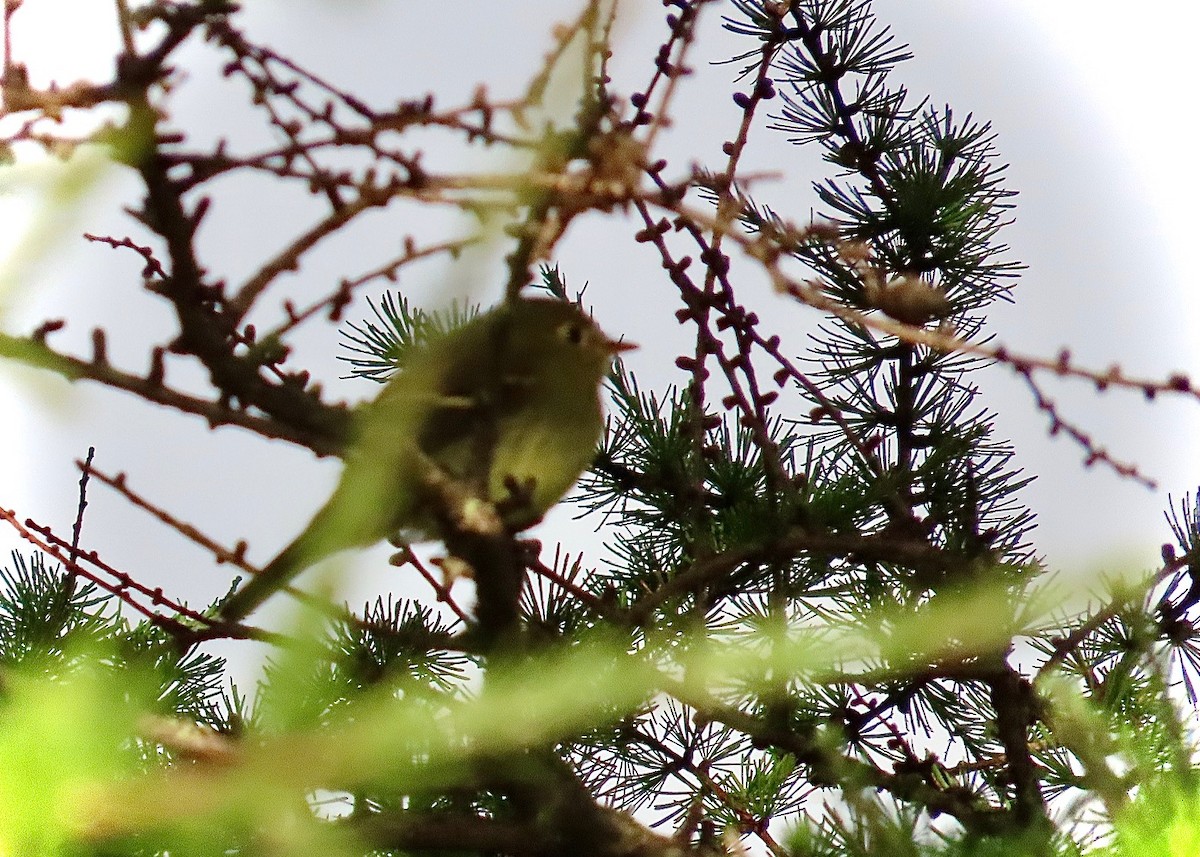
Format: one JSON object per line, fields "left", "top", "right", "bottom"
{"left": 607, "top": 337, "right": 638, "bottom": 354}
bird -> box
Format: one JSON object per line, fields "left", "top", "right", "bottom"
{"left": 218, "top": 296, "right": 633, "bottom": 622}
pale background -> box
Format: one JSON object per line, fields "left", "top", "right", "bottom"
{"left": 0, "top": 2, "right": 1195, "bottom": 683}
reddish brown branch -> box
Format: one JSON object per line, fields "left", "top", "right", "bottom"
{"left": 0, "top": 329, "right": 349, "bottom": 455}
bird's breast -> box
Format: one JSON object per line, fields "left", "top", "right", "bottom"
{"left": 487, "top": 402, "right": 602, "bottom": 526}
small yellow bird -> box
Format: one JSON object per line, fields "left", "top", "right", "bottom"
{"left": 219, "top": 297, "right": 633, "bottom": 622}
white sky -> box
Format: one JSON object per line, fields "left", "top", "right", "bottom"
{"left": 0, "top": 2, "right": 1196, "bottom": 668}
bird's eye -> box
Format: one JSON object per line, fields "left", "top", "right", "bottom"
{"left": 561, "top": 322, "right": 586, "bottom": 345}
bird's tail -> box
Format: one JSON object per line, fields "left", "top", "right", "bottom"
{"left": 217, "top": 447, "right": 416, "bottom": 624}
{"left": 217, "top": 534, "right": 314, "bottom": 624}
{"left": 216, "top": 468, "right": 407, "bottom": 623}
